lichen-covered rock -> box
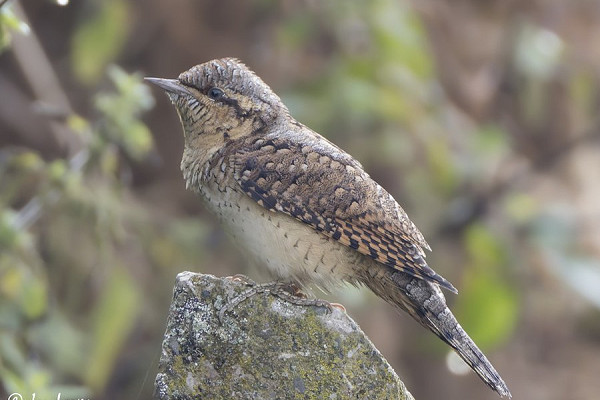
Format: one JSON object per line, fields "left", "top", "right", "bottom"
{"left": 155, "top": 271, "right": 414, "bottom": 400}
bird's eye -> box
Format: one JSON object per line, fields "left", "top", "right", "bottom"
{"left": 208, "top": 87, "right": 225, "bottom": 100}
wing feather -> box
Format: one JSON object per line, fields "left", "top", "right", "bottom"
{"left": 233, "top": 132, "right": 457, "bottom": 293}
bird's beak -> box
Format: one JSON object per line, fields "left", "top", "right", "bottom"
{"left": 144, "top": 77, "right": 193, "bottom": 97}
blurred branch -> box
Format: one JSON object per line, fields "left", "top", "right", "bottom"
{"left": 0, "top": 0, "right": 9, "bottom": 10}
{"left": 11, "top": 1, "right": 82, "bottom": 156}
{"left": 439, "top": 120, "right": 600, "bottom": 235}
{"left": 0, "top": 73, "right": 54, "bottom": 147}
{"left": 7, "top": 3, "right": 92, "bottom": 230}
{"left": 13, "top": 149, "right": 90, "bottom": 230}
{"left": 531, "top": 120, "right": 600, "bottom": 171}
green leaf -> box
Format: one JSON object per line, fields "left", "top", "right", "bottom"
{"left": 121, "top": 120, "right": 153, "bottom": 159}
{"left": 0, "top": 209, "right": 20, "bottom": 250}
{"left": 13, "top": 151, "right": 44, "bottom": 171}
{"left": 0, "top": 332, "right": 27, "bottom": 374}
{"left": 71, "top": 0, "right": 130, "bottom": 84}
{"left": 425, "top": 138, "right": 458, "bottom": 194}
{"left": 0, "top": 365, "right": 26, "bottom": 395}
{"left": 475, "top": 124, "right": 509, "bottom": 155}
{"left": 371, "top": 1, "right": 432, "bottom": 78}
{"left": 48, "top": 159, "right": 68, "bottom": 183}
{"left": 19, "top": 276, "right": 47, "bottom": 319}
{"left": 93, "top": 65, "right": 155, "bottom": 159}
{"left": 277, "top": 13, "right": 313, "bottom": 48}
{"left": 503, "top": 192, "right": 538, "bottom": 223}
{"left": 22, "top": 365, "right": 52, "bottom": 394}
{"left": 85, "top": 267, "right": 140, "bottom": 390}
{"left": 455, "top": 266, "right": 518, "bottom": 349}
{"left": 464, "top": 224, "right": 505, "bottom": 268}
{"left": 455, "top": 224, "right": 519, "bottom": 349}
{"left": 27, "top": 310, "right": 88, "bottom": 379}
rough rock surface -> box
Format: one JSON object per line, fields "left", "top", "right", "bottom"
{"left": 155, "top": 271, "right": 414, "bottom": 399}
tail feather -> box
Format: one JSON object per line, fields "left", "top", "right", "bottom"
{"left": 363, "top": 267, "right": 511, "bottom": 398}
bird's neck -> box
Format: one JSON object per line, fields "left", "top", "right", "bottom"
{"left": 181, "top": 144, "right": 221, "bottom": 192}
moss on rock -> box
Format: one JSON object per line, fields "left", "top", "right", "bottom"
{"left": 155, "top": 272, "right": 414, "bottom": 400}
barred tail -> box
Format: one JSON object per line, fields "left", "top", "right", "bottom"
{"left": 363, "top": 267, "right": 511, "bottom": 398}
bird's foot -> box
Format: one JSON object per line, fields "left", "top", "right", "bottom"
{"left": 269, "top": 282, "right": 333, "bottom": 310}
{"left": 218, "top": 280, "right": 333, "bottom": 323}
{"left": 225, "top": 274, "right": 257, "bottom": 286}
{"left": 328, "top": 302, "right": 346, "bottom": 312}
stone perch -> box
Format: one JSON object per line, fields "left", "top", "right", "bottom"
{"left": 154, "top": 271, "right": 414, "bottom": 399}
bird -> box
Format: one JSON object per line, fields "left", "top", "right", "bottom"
{"left": 146, "top": 57, "right": 511, "bottom": 398}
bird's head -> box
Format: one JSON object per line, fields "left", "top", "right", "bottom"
{"left": 146, "top": 58, "right": 286, "bottom": 152}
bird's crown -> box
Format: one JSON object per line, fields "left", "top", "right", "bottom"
{"left": 179, "top": 58, "right": 280, "bottom": 107}
{"left": 172, "top": 58, "right": 287, "bottom": 121}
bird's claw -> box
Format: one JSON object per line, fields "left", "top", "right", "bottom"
{"left": 225, "top": 274, "right": 257, "bottom": 286}
{"left": 217, "top": 281, "right": 340, "bottom": 323}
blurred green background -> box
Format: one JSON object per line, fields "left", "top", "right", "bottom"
{"left": 1, "top": 0, "right": 600, "bottom": 399}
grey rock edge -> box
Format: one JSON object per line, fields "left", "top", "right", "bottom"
{"left": 154, "top": 271, "right": 415, "bottom": 400}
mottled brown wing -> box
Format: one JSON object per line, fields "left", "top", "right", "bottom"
{"left": 233, "top": 133, "right": 457, "bottom": 293}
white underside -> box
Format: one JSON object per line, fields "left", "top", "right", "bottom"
{"left": 199, "top": 184, "right": 364, "bottom": 290}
